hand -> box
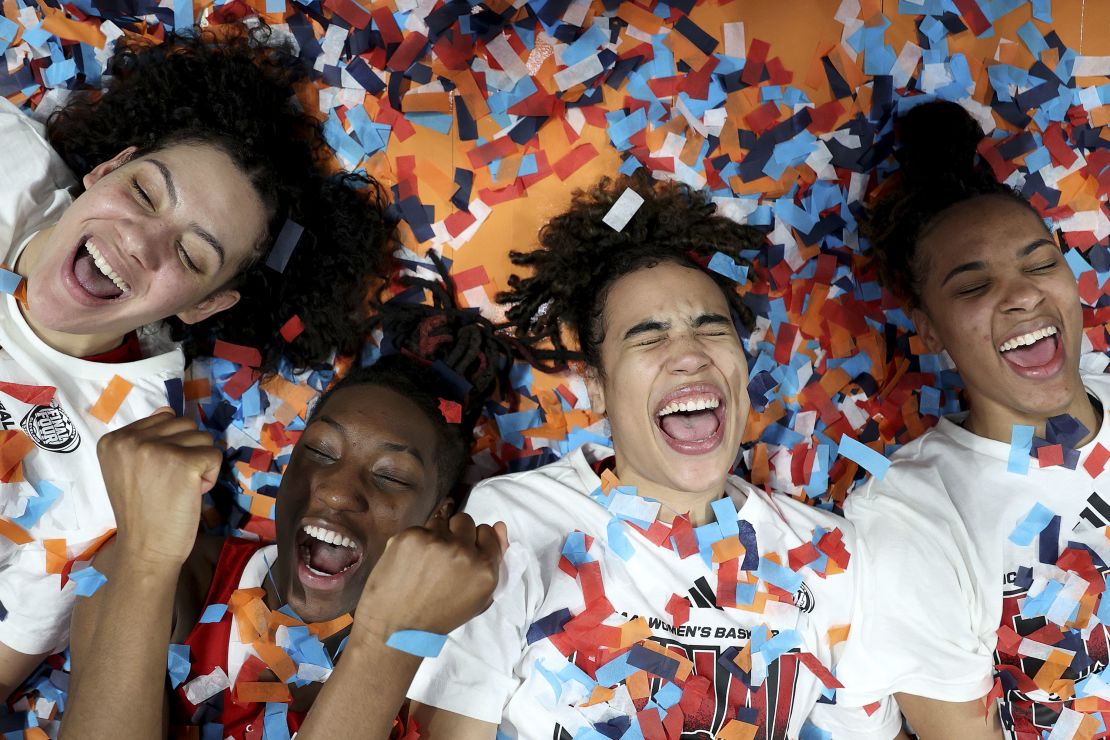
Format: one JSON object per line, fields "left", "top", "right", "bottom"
{"left": 96, "top": 407, "right": 221, "bottom": 568}
{"left": 352, "top": 513, "right": 507, "bottom": 645}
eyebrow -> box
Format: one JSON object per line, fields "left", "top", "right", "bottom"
{"left": 318, "top": 415, "right": 426, "bottom": 465}
{"left": 940, "top": 238, "right": 1057, "bottom": 287}
{"left": 622, "top": 313, "right": 732, "bottom": 340}
{"left": 148, "top": 159, "right": 226, "bottom": 270}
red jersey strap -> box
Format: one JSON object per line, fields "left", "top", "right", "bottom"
{"left": 81, "top": 331, "right": 142, "bottom": 363}
{"left": 170, "top": 538, "right": 305, "bottom": 738}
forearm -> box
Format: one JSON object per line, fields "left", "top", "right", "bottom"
{"left": 61, "top": 559, "right": 180, "bottom": 740}
{"left": 296, "top": 634, "right": 423, "bottom": 739}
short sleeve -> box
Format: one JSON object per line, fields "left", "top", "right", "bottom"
{"left": 406, "top": 486, "right": 540, "bottom": 723}
{"left": 806, "top": 695, "right": 903, "bottom": 740}
{"left": 836, "top": 484, "right": 995, "bottom": 704}
{"left": 0, "top": 542, "right": 73, "bottom": 655}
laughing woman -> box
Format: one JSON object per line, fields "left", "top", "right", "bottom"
{"left": 0, "top": 24, "right": 392, "bottom": 693}
{"left": 61, "top": 263, "right": 511, "bottom": 738}
{"left": 835, "top": 101, "right": 1109, "bottom": 739}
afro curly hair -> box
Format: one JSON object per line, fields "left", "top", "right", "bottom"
{"left": 315, "top": 251, "right": 517, "bottom": 497}
{"left": 46, "top": 23, "right": 395, "bottom": 373}
{"left": 498, "top": 170, "right": 762, "bottom": 373}
{"left": 864, "top": 100, "right": 1045, "bottom": 307}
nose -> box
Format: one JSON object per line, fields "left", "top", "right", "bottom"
{"left": 666, "top": 333, "right": 711, "bottom": 374}
{"left": 119, "top": 215, "right": 173, "bottom": 270}
{"left": 309, "top": 465, "right": 367, "bottom": 513}
{"left": 999, "top": 273, "right": 1045, "bottom": 313}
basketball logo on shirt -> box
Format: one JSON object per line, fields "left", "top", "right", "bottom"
{"left": 21, "top": 401, "right": 80, "bottom": 453}
{"left": 793, "top": 583, "right": 815, "bottom": 614}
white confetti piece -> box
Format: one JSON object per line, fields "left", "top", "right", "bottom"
{"left": 601, "top": 188, "right": 645, "bottom": 232}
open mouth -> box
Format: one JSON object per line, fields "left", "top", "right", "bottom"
{"left": 295, "top": 522, "right": 364, "bottom": 590}
{"left": 72, "top": 237, "right": 130, "bottom": 300}
{"left": 998, "top": 325, "right": 1064, "bottom": 378}
{"left": 654, "top": 384, "right": 726, "bottom": 454}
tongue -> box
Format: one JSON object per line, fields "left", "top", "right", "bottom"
{"left": 74, "top": 250, "right": 122, "bottom": 299}
{"left": 660, "top": 409, "right": 720, "bottom": 442}
{"left": 1002, "top": 335, "right": 1057, "bottom": 368}
{"left": 308, "top": 540, "right": 358, "bottom": 575}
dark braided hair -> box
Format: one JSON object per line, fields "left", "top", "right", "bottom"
{"left": 46, "top": 23, "right": 394, "bottom": 372}
{"left": 310, "top": 252, "right": 515, "bottom": 497}
{"left": 865, "top": 100, "right": 1046, "bottom": 307}
{"left": 498, "top": 170, "right": 762, "bottom": 373}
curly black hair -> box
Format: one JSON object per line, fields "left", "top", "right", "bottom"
{"left": 46, "top": 23, "right": 394, "bottom": 372}
{"left": 311, "top": 252, "right": 516, "bottom": 497}
{"left": 864, "top": 100, "right": 1045, "bottom": 307}
{"left": 497, "top": 170, "right": 762, "bottom": 373}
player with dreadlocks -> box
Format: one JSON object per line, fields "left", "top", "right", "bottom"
{"left": 61, "top": 253, "right": 511, "bottom": 738}
{"left": 0, "top": 22, "right": 393, "bottom": 692}
{"left": 833, "top": 101, "right": 1108, "bottom": 739}
{"left": 409, "top": 171, "right": 905, "bottom": 739}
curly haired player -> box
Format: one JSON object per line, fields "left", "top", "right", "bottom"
{"left": 62, "top": 255, "right": 512, "bottom": 738}
{"left": 409, "top": 172, "right": 906, "bottom": 740}
{"left": 0, "top": 23, "right": 393, "bottom": 693}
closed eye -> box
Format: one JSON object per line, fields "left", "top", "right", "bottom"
{"left": 1026, "top": 261, "right": 1057, "bottom": 273}
{"left": 635, "top": 336, "right": 664, "bottom": 347}
{"left": 305, "top": 445, "right": 336, "bottom": 462}
{"left": 375, "top": 471, "right": 412, "bottom": 488}
{"left": 131, "top": 179, "right": 153, "bottom": 209}
{"left": 956, "top": 283, "right": 988, "bottom": 297}
{"left": 178, "top": 244, "right": 200, "bottom": 274}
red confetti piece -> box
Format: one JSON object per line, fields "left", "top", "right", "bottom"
{"left": 213, "top": 340, "right": 263, "bottom": 368}
{"left": 438, "top": 398, "right": 462, "bottom": 424}
{"left": 0, "top": 381, "right": 55, "bottom": 406}
{"left": 1084, "top": 443, "right": 1110, "bottom": 478}
{"left": 1037, "top": 444, "right": 1064, "bottom": 468}
{"left": 279, "top": 315, "right": 305, "bottom": 343}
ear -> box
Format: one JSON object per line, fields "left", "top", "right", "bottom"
{"left": 82, "top": 147, "right": 138, "bottom": 190}
{"left": 584, "top": 367, "right": 607, "bottom": 417}
{"left": 910, "top": 306, "right": 945, "bottom": 354}
{"left": 176, "top": 289, "right": 240, "bottom": 325}
{"left": 433, "top": 497, "right": 455, "bottom": 520}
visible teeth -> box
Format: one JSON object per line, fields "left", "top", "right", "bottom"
{"left": 84, "top": 239, "right": 130, "bottom": 293}
{"left": 656, "top": 396, "right": 721, "bottom": 417}
{"left": 998, "top": 326, "right": 1058, "bottom": 353}
{"left": 302, "top": 524, "right": 356, "bottom": 549}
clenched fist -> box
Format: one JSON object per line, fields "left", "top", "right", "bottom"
{"left": 97, "top": 408, "right": 222, "bottom": 568}
{"left": 353, "top": 513, "right": 507, "bottom": 645}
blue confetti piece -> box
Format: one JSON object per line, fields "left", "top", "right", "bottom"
{"left": 606, "top": 518, "right": 635, "bottom": 561}
{"left": 0, "top": 268, "right": 21, "bottom": 295}
{"left": 167, "top": 643, "right": 191, "bottom": 688}
{"left": 12, "top": 481, "right": 63, "bottom": 529}
{"left": 835, "top": 435, "right": 890, "bottom": 480}
{"left": 756, "top": 557, "right": 803, "bottom": 594}
{"left": 173, "top": 0, "right": 193, "bottom": 31}
{"left": 70, "top": 566, "right": 107, "bottom": 597}
{"left": 1008, "top": 424, "right": 1035, "bottom": 474}
{"left": 707, "top": 252, "right": 748, "bottom": 284}
{"left": 263, "top": 702, "right": 291, "bottom": 740}
{"left": 199, "top": 603, "right": 228, "bottom": 624}
{"left": 710, "top": 497, "right": 739, "bottom": 538}
{"left": 758, "top": 629, "right": 802, "bottom": 663}
{"left": 1009, "top": 502, "right": 1056, "bottom": 546}
{"left": 385, "top": 629, "right": 448, "bottom": 657}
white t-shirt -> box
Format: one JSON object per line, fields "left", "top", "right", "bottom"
{"left": 839, "top": 373, "right": 1110, "bottom": 739}
{"left": 409, "top": 444, "right": 901, "bottom": 739}
{"left": 0, "top": 98, "right": 185, "bottom": 655}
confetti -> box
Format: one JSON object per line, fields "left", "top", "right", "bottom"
{"left": 385, "top": 629, "right": 448, "bottom": 658}
{"left": 601, "top": 188, "right": 645, "bottom": 232}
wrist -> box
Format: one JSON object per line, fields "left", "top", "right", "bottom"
{"left": 111, "top": 534, "right": 190, "bottom": 575}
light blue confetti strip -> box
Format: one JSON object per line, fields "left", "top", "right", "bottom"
{"left": 756, "top": 557, "right": 803, "bottom": 594}
{"left": 707, "top": 252, "right": 748, "bottom": 284}
{"left": 198, "top": 603, "right": 229, "bottom": 624}
{"left": 1007, "top": 424, "right": 1035, "bottom": 474}
{"left": 173, "top": 0, "right": 193, "bottom": 30}
{"left": 385, "top": 629, "right": 448, "bottom": 657}
{"left": 606, "top": 518, "right": 635, "bottom": 561}
{"left": 265, "top": 0, "right": 283, "bottom": 12}
{"left": 710, "top": 497, "right": 739, "bottom": 538}
{"left": 654, "top": 680, "right": 683, "bottom": 708}
{"left": 70, "top": 566, "right": 108, "bottom": 597}
{"left": 167, "top": 644, "right": 191, "bottom": 688}
{"left": 759, "top": 629, "right": 802, "bottom": 663}
{"left": 1008, "top": 502, "right": 1056, "bottom": 546}
{"left": 799, "top": 721, "right": 833, "bottom": 740}
{"left": 263, "top": 702, "right": 291, "bottom": 740}
{"left": 11, "top": 480, "right": 62, "bottom": 529}
{"left": 0, "top": 268, "right": 21, "bottom": 295}
{"left": 835, "top": 435, "right": 890, "bottom": 480}
{"left": 595, "top": 652, "right": 637, "bottom": 686}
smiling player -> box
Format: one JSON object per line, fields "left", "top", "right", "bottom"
{"left": 0, "top": 25, "right": 393, "bottom": 695}
{"left": 833, "top": 101, "right": 1110, "bottom": 739}
{"left": 408, "top": 172, "right": 905, "bottom": 739}
{"left": 61, "top": 265, "right": 511, "bottom": 738}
